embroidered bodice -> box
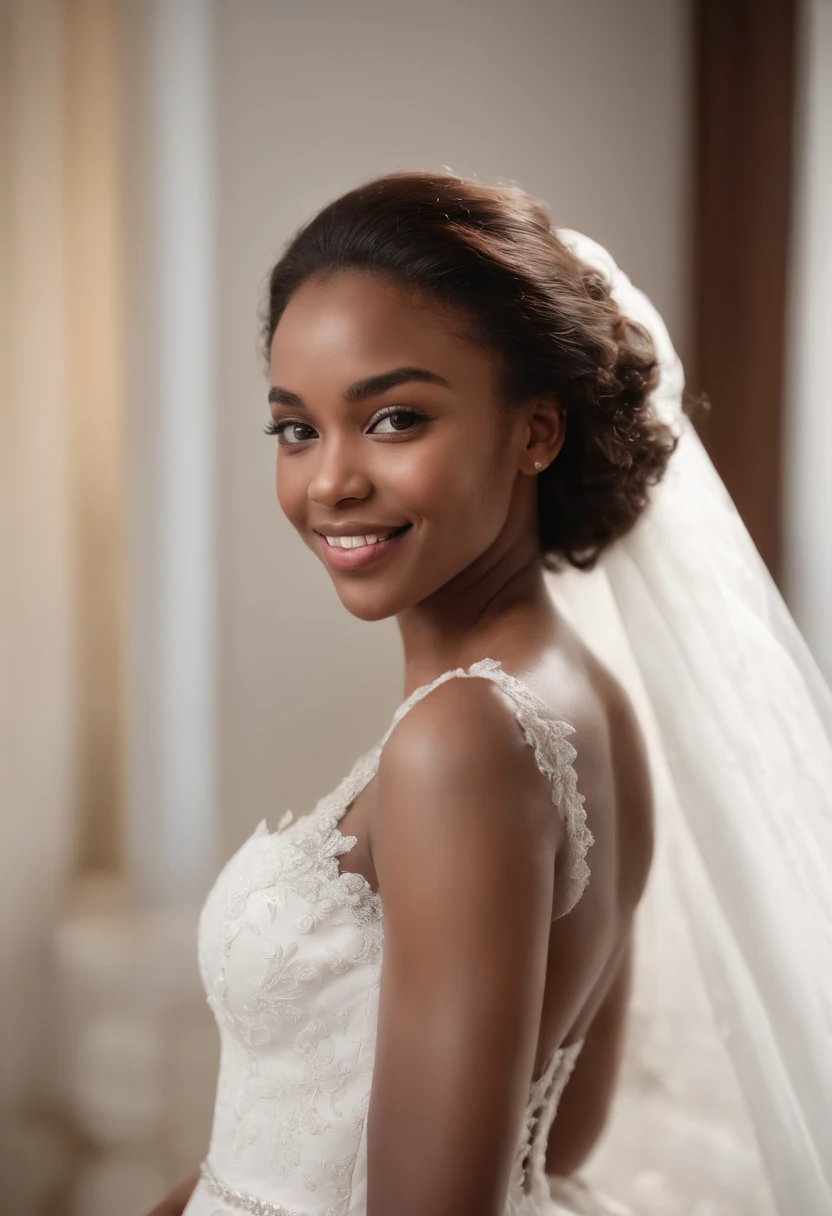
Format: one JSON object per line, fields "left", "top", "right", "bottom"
{"left": 184, "top": 657, "right": 593, "bottom": 1216}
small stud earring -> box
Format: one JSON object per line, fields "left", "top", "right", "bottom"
{"left": 534, "top": 461, "right": 543, "bottom": 471}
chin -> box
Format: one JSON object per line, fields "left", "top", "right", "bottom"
{"left": 330, "top": 578, "right": 419, "bottom": 622}
{"left": 334, "top": 590, "right": 401, "bottom": 622}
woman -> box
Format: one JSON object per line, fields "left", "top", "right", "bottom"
{"left": 150, "top": 172, "right": 832, "bottom": 1216}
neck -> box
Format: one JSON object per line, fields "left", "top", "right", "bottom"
{"left": 395, "top": 536, "right": 557, "bottom": 693}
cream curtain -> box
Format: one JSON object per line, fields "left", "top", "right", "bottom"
{"left": 0, "top": 0, "right": 125, "bottom": 1209}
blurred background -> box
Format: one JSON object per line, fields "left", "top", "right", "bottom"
{"left": 1, "top": 0, "right": 830, "bottom": 1213}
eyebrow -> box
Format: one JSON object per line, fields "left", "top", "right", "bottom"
{"left": 267, "top": 366, "right": 451, "bottom": 409}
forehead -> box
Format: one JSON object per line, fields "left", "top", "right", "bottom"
{"left": 270, "top": 270, "right": 493, "bottom": 389}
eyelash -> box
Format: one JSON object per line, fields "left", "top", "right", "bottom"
{"left": 263, "top": 406, "right": 430, "bottom": 445}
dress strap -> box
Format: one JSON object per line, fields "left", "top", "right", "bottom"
{"left": 378, "top": 657, "right": 593, "bottom": 917}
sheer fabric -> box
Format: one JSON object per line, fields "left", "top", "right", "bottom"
{"left": 550, "top": 230, "right": 832, "bottom": 1215}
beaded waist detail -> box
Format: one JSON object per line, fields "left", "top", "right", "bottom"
{"left": 198, "top": 1161, "right": 303, "bottom": 1216}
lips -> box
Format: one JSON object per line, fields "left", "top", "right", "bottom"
{"left": 319, "top": 524, "right": 409, "bottom": 549}
{"left": 316, "top": 524, "right": 412, "bottom": 571}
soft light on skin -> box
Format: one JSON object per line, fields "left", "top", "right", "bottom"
{"left": 268, "top": 270, "right": 564, "bottom": 623}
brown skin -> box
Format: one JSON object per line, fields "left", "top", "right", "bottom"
{"left": 146, "top": 1172, "right": 200, "bottom": 1216}
{"left": 271, "top": 270, "right": 562, "bottom": 635}
{"left": 151, "top": 270, "right": 653, "bottom": 1216}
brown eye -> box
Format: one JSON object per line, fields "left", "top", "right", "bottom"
{"left": 264, "top": 419, "right": 318, "bottom": 445}
{"left": 367, "top": 408, "right": 426, "bottom": 435}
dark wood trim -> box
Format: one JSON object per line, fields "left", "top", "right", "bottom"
{"left": 691, "top": 0, "right": 797, "bottom": 582}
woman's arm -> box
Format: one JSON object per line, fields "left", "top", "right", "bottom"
{"left": 365, "top": 676, "right": 564, "bottom": 1216}
{"left": 145, "top": 1171, "right": 199, "bottom": 1216}
{"left": 545, "top": 934, "right": 633, "bottom": 1177}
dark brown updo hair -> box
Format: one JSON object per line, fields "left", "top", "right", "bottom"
{"left": 263, "top": 171, "right": 677, "bottom": 570}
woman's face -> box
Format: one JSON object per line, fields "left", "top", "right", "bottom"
{"left": 268, "top": 270, "right": 543, "bottom": 621}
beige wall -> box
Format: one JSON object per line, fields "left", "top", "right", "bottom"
{"left": 213, "top": 0, "right": 693, "bottom": 856}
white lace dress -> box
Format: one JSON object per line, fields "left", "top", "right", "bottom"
{"left": 184, "top": 657, "right": 622, "bottom": 1216}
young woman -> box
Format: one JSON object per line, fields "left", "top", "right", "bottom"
{"left": 150, "top": 172, "right": 832, "bottom": 1216}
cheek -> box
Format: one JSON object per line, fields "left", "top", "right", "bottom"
{"left": 389, "top": 441, "right": 468, "bottom": 521}
{"left": 396, "top": 435, "right": 509, "bottom": 536}
{"left": 275, "top": 457, "right": 304, "bottom": 526}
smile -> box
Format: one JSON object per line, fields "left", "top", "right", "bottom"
{"left": 323, "top": 530, "right": 399, "bottom": 548}
{"left": 316, "top": 525, "right": 411, "bottom": 570}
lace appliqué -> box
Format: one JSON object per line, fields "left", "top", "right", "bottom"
{"left": 207, "top": 772, "right": 384, "bottom": 999}
{"left": 198, "top": 754, "right": 385, "bottom": 1209}
{"left": 473, "top": 658, "right": 593, "bottom": 914}
{"left": 507, "top": 1038, "right": 585, "bottom": 1212}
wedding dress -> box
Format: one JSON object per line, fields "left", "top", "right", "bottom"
{"left": 183, "top": 657, "right": 609, "bottom": 1216}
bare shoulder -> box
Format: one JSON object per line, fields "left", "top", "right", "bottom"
{"left": 379, "top": 674, "right": 564, "bottom": 828}
{"left": 599, "top": 663, "right": 653, "bottom": 813}
{"left": 370, "top": 675, "right": 564, "bottom": 908}
{"left": 569, "top": 635, "right": 652, "bottom": 789}
{"left": 383, "top": 674, "right": 537, "bottom": 774}
{"left": 584, "top": 651, "right": 655, "bottom": 899}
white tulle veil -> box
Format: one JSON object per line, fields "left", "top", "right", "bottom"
{"left": 546, "top": 230, "right": 832, "bottom": 1215}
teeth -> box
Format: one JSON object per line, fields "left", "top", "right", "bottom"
{"left": 323, "top": 528, "right": 403, "bottom": 548}
{"left": 326, "top": 534, "right": 373, "bottom": 548}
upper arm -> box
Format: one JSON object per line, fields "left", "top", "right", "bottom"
{"left": 366, "top": 677, "right": 563, "bottom": 1216}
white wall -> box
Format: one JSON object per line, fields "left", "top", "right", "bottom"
{"left": 212, "top": 0, "right": 693, "bottom": 855}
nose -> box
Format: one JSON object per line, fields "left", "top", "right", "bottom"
{"left": 306, "top": 437, "right": 372, "bottom": 507}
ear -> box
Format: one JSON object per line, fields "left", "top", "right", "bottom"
{"left": 520, "top": 393, "right": 566, "bottom": 476}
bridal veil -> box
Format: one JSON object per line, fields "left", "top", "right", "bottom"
{"left": 546, "top": 230, "right": 832, "bottom": 1215}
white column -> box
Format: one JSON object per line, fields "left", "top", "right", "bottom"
{"left": 53, "top": 10, "right": 222, "bottom": 1207}
{"left": 783, "top": 0, "right": 832, "bottom": 682}
{"left": 122, "top": 0, "right": 219, "bottom": 907}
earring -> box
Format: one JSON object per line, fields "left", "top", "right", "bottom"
{"left": 534, "top": 461, "right": 543, "bottom": 471}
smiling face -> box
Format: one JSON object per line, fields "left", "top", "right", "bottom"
{"left": 268, "top": 270, "right": 553, "bottom": 621}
